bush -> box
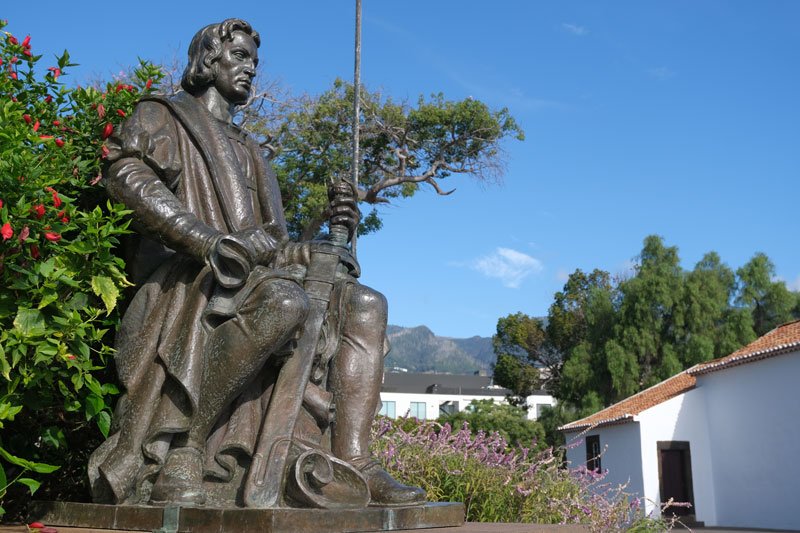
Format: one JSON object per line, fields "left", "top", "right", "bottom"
{"left": 0, "top": 21, "right": 161, "bottom": 518}
{"left": 371, "top": 417, "right": 673, "bottom": 531}
{"left": 439, "top": 398, "right": 546, "bottom": 450}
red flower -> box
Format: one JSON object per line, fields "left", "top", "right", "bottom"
{"left": 90, "top": 174, "right": 102, "bottom": 186}
{"left": 39, "top": 135, "right": 52, "bottom": 140}
{"left": 44, "top": 231, "right": 61, "bottom": 242}
{"left": 97, "top": 103, "right": 106, "bottom": 118}
{"left": 116, "top": 109, "right": 126, "bottom": 117}
{"left": 21, "top": 35, "right": 30, "bottom": 48}
{"left": 46, "top": 187, "right": 62, "bottom": 208}
{"left": 0, "top": 198, "right": 3, "bottom": 208}
{"left": 9, "top": 71, "right": 17, "bottom": 80}
{"left": 17, "top": 225, "right": 30, "bottom": 242}
{"left": 47, "top": 66, "right": 61, "bottom": 80}
{"left": 58, "top": 210, "right": 69, "bottom": 223}
{"left": 10, "top": 56, "right": 18, "bottom": 64}
{"left": 66, "top": 354, "right": 76, "bottom": 360}
{"left": 32, "top": 204, "right": 45, "bottom": 219}
{"left": 22, "top": 49, "right": 31, "bottom": 58}
{"left": 55, "top": 138, "right": 64, "bottom": 148}
{"left": 0, "top": 58, "right": 3, "bottom": 66}
{"left": 1, "top": 222, "right": 13, "bottom": 241}
{"left": 115, "top": 83, "right": 123, "bottom": 93}
{"left": 28, "top": 522, "right": 45, "bottom": 529}
{"left": 23, "top": 114, "right": 31, "bottom": 124}
{"left": 102, "top": 123, "right": 113, "bottom": 139}
{"left": 145, "top": 78, "right": 153, "bottom": 89}
{"left": 101, "top": 144, "right": 110, "bottom": 159}
{"left": 8, "top": 35, "right": 18, "bottom": 45}
{"left": 33, "top": 120, "right": 40, "bottom": 132}
{"left": 30, "top": 243, "right": 40, "bottom": 259}
{"left": 44, "top": 95, "right": 52, "bottom": 103}
{"left": 52, "top": 120, "right": 60, "bottom": 126}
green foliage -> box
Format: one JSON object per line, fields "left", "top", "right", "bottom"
{"left": 494, "top": 235, "right": 798, "bottom": 443}
{"left": 0, "top": 23, "right": 163, "bottom": 517}
{"left": 371, "top": 417, "right": 666, "bottom": 530}
{"left": 439, "top": 399, "right": 545, "bottom": 449}
{"left": 263, "top": 79, "right": 523, "bottom": 240}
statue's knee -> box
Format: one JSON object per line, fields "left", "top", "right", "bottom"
{"left": 349, "top": 285, "right": 387, "bottom": 318}
{"left": 275, "top": 283, "right": 310, "bottom": 326}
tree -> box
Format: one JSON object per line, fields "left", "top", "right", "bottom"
{"left": 492, "top": 313, "right": 556, "bottom": 402}
{"left": 736, "top": 253, "right": 796, "bottom": 336}
{"left": 252, "top": 80, "right": 524, "bottom": 239}
{"left": 439, "top": 399, "right": 545, "bottom": 450}
{"left": 0, "top": 23, "right": 160, "bottom": 517}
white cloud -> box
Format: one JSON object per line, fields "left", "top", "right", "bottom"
{"left": 784, "top": 275, "right": 800, "bottom": 292}
{"left": 562, "top": 23, "right": 588, "bottom": 36}
{"left": 647, "top": 67, "right": 675, "bottom": 80}
{"left": 471, "top": 247, "right": 543, "bottom": 288}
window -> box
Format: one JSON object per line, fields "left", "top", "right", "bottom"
{"left": 586, "top": 435, "right": 601, "bottom": 472}
{"left": 535, "top": 403, "right": 549, "bottom": 419}
{"left": 378, "top": 400, "right": 396, "bottom": 419}
{"left": 409, "top": 401, "right": 427, "bottom": 420}
{"left": 439, "top": 401, "right": 459, "bottom": 416}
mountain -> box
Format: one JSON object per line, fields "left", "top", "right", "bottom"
{"left": 384, "top": 325, "right": 495, "bottom": 375}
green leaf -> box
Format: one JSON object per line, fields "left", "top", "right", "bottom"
{"left": 96, "top": 410, "right": 111, "bottom": 438}
{"left": 41, "top": 426, "right": 66, "bottom": 449}
{"left": 0, "top": 463, "right": 6, "bottom": 490}
{"left": 0, "top": 446, "right": 59, "bottom": 473}
{"left": 0, "top": 345, "right": 9, "bottom": 380}
{"left": 91, "top": 275, "right": 119, "bottom": 314}
{"left": 17, "top": 477, "right": 40, "bottom": 495}
{"left": 85, "top": 393, "right": 104, "bottom": 418}
{"left": 13, "top": 308, "right": 46, "bottom": 337}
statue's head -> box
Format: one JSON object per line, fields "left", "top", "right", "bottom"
{"left": 182, "top": 19, "right": 261, "bottom": 105}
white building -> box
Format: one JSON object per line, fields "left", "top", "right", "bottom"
{"left": 380, "top": 372, "right": 556, "bottom": 421}
{"left": 560, "top": 320, "right": 800, "bottom": 530}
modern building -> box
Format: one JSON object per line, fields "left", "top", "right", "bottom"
{"left": 380, "top": 371, "right": 556, "bottom": 421}
{"left": 560, "top": 320, "right": 800, "bottom": 530}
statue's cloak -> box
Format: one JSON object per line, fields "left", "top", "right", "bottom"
{"left": 88, "top": 92, "right": 306, "bottom": 505}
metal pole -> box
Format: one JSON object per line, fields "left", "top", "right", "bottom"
{"left": 350, "top": 0, "right": 362, "bottom": 257}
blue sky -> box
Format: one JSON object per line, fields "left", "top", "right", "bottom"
{"left": 5, "top": 2, "right": 799, "bottom": 338}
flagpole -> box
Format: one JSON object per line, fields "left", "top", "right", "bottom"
{"left": 350, "top": 0, "right": 362, "bottom": 258}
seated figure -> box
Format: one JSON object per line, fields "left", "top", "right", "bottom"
{"left": 88, "top": 18, "right": 425, "bottom": 509}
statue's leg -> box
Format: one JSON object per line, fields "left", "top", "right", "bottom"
{"left": 330, "top": 284, "right": 426, "bottom": 506}
{"left": 150, "top": 278, "right": 309, "bottom": 505}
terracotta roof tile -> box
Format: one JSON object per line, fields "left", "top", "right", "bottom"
{"left": 559, "top": 320, "right": 800, "bottom": 433}
{"left": 559, "top": 372, "right": 696, "bottom": 432}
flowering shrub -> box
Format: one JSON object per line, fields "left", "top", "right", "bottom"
{"left": 0, "top": 21, "right": 162, "bottom": 517}
{"left": 371, "top": 417, "right": 674, "bottom": 531}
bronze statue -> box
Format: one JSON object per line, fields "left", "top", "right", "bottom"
{"left": 88, "top": 18, "right": 425, "bottom": 510}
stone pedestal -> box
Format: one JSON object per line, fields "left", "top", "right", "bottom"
{"left": 28, "top": 501, "right": 464, "bottom": 533}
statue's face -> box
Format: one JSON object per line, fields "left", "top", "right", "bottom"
{"left": 214, "top": 31, "right": 258, "bottom": 105}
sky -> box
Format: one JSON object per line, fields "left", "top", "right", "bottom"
{"left": 4, "top": 1, "right": 799, "bottom": 338}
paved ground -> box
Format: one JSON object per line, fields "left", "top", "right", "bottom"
{"left": 1, "top": 523, "right": 795, "bottom": 532}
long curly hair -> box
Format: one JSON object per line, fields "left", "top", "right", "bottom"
{"left": 181, "top": 18, "right": 260, "bottom": 95}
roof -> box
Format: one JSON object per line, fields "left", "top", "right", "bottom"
{"left": 381, "top": 372, "right": 512, "bottom": 396}
{"left": 558, "top": 372, "right": 696, "bottom": 432}
{"left": 689, "top": 319, "right": 800, "bottom": 376}
{"left": 559, "top": 320, "right": 800, "bottom": 433}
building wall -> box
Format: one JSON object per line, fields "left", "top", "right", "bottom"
{"left": 637, "top": 388, "right": 716, "bottom": 524}
{"left": 379, "top": 392, "right": 556, "bottom": 421}
{"left": 379, "top": 392, "right": 506, "bottom": 421}
{"left": 563, "top": 422, "right": 644, "bottom": 501}
{"left": 525, "top": 394, "right": 558, "bottom": 420}
{"left": 700, "top": 351, "right": 800, "bottom": 530}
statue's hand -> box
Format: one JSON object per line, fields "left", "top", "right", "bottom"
{"left": 328, "top": 182, "right": 360, "bottom": 240}
{"left": 206, "top": 234, "right": 253, "bottom": 289}
{"left": 233, "top": 227, "right": 279, "bottom": 265}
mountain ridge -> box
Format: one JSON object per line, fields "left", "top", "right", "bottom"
{"left": 384, "top": 324, "right": 494, "bottom": 375}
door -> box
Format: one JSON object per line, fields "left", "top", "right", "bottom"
{"left": 657, "top": 441, "right": 695, "bottom": 517}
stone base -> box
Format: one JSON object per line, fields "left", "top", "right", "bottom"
{"left": 28, "top": 501, "right": 465, "bottom": 533}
